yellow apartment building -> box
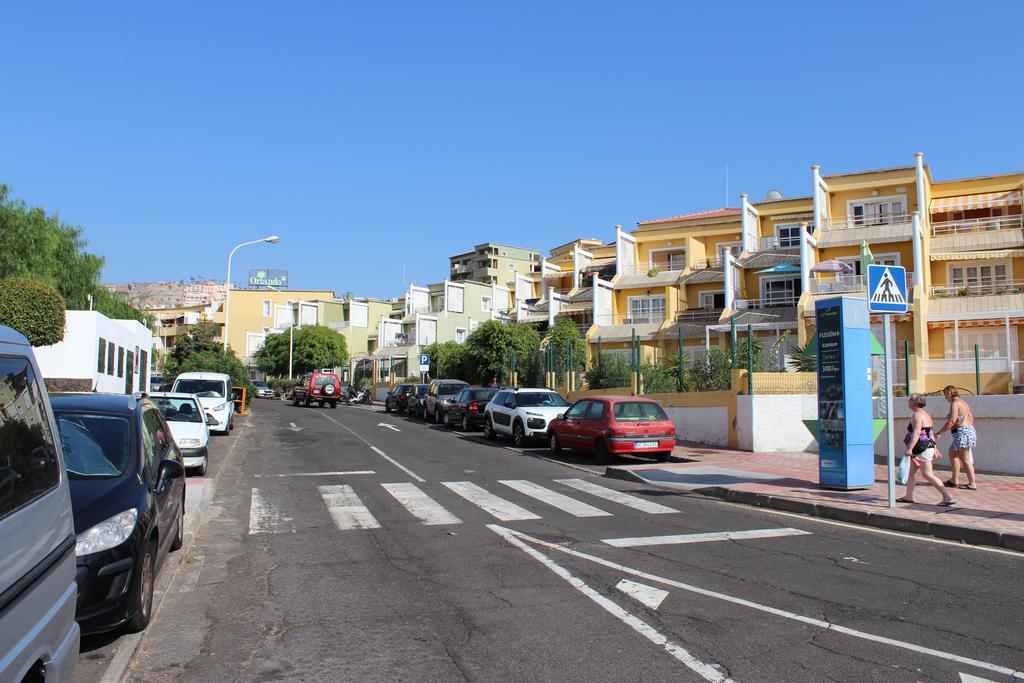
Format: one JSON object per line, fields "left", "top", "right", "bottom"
{"left": 212, "top": 288, "right": 337, "bottom": 363}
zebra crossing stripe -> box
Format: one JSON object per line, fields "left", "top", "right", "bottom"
{"left": 248, "top": 487, "right": 295, "bottom": 534}
{"left": 499, "top": 480, "right": 612, "bottom": 517}
{"left": 318, "top": 484, "right": 381, "bottom": 530}
{"left": 555, "top": 479, "right": 678, "bottom": 514}
{"left": 381, "top": 483, "right": 462, "bottom": 526}
{"left": 442, "top": 481, "right": 541, "bottom": 521}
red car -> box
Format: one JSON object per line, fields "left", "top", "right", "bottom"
{"left": 547, "top": 396, "right": 676, "bottom": 463}
{"left": 291, "top": 370, "right": 342, "bottom": 408}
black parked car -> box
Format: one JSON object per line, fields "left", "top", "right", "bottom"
{"left": 444, "top": 387, "right": 499, "bottom": 431}
{"left": 384, "top": 383, "right": 415, "bottom": 414}
{"left": 51, "top": 393, "right": 186, "bottom": 634}
{"left": 410, "top": 384, "right": 430, "bottom": 419}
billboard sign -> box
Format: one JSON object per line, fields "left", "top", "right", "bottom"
{"left": 248, "top": 268, "right": 289, "bottom": 289}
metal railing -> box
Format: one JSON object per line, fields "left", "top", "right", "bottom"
{"left": 924, "top": 357, "right": 1011, "bottom": 374}
{"left": 930, "top": 279, "right": 1024, "bottom": 298}
{"left": 689, "top": 258, "right": 723, "bottom": 270}
{"left": 617, "top": 262, "right": 686, "bottom": 276}
{"left": 809, "top": 274, "right": 867, "bottom": 295}
{"left": 733, "top": 296, "right": 798, "bottom": 310}
{"left": 603, "top": 313, "right": 667, "bottom": 325}
{"left": 677, "top": 308, "right": 722, "bottom": 322}
{"left": 827, "top": 213, "right": 913, "bottom": 231}
{"left": 758, "top": 236, "right": 800, "bottom": 251}
{"left": 930, "top": 214, "right": 1023, "bottom": 236}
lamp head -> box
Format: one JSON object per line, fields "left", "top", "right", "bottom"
{"left": 264, "top": 235, "right": 280, "bottom": 244}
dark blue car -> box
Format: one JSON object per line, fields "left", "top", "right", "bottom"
{"left": 51, "top": 393, "right": 186, "bottom": 634}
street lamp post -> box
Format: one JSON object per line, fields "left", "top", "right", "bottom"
{"left": 267, "top": 285, "right": 296, "bottom": 381}
{"left": 223, "top": 235, "right": 280, "bottom": 350}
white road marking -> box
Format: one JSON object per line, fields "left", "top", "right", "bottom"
{"left": 319, "top": 484, "right": 381, "bottom": 530}
{"left": 602, "top": 527, "right": 811, "bottom": 548}
{"left": 442, "top": 482, "right": 541, "bottom": 521}
{"left": 497, "top": 526, "right": 1024, "bottom": 680}
{"left": 254, "top": 470, "right": 376, "bottom": 478}
{"left": 616, "top": 579, "right": 669, "bottom": 610}
{"left": 248, "top": 488, "right": 295, "bottom": 534}
{"left": 382, "top": 483, "right": 462, "bottom": 526}
{"left": 287, "top": 422, "right": 302, "bottom": 432}
{"left": 490, "top": 525, "right": 729, "bottom": 682}
{"left": 377, "top": 422, "right": 401, "bottom": 432}
{"left": 316, "top": 412, "right": 425, "bottom": 482}
{"left": 960, "top": 673, "right": 999, "bottom": 682}
{"left": 555, "top": 478, "right": 678, "bottom": 514}
{"left": 499, "top": 480, "right": 611, "bottom": 517}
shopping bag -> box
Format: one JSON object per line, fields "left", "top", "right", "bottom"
{"left": 896, "top": 455, "right": 910, "bottom": 485}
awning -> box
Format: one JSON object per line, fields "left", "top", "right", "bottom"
{"left": 928, "top": 318, "right": 1024, "bottom": 329}
{"left": 754, "top": 263, "right": 801, "bottom": 275}
{"left": 930, "top": 249, "right": 1024, "bottom": 261}
{"left": 930, "top": 191, "right": 1022, "bottom": 214}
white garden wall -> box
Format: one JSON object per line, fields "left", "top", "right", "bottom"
{"left": 665, "top": 406, "right": 729, "bottom": 447}
{"left": 736, "top": 394, "right": 818, "bottom": 453}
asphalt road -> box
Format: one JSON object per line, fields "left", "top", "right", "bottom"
{"left": 123, "top": 400, "right": 1024, "bottom": 682}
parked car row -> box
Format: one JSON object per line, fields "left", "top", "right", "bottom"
{"left": 1, "top": 327, "right": 238, "bottom": 682}
{"left": 383, "top": 380, "right": 677, "bottom": 464}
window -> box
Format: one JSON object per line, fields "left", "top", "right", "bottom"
{"left": 97, "top": 337, "right": 107, "bottom": 373}
{"left": 263, "top": 300, "right": 272, "bottom": 317}
{"left": 56, "top": 413, "right": 132, "bottom": 477}
{"left": 612, "top": 401, "right": 669, "bottom": 422}
{"left": 585, "top": 401, "right": 606, "bottom": 419}
{"left": 628, "top": 296, "right": 666, "bottom": 324}
{"left": 517, "top": 392, "right": 568, "bottom": 407}
{"left": 481, "top": 296, "right": 491, "bottom": 312}
{"left": 775, "top": 223, "right": 806, "bottom": 248}
{"left": 761, "top": 277, "right": 801, "bottom": 305}
{"left": 107, "top": 341, "right": 116, "bottom": 376}
{"left": 117, "top": 347, "right": 125, "bottom": 378}
{"left": 0, "top": 357, "right": 61, "bottom": 520}
{"left": 699, "top": 291, "right": 725, "bottom": 309}
{"left": 849, "top": 197, "right": 905, "bottom": 227}
{"left": 944, "top": 328, "right": 1016, "bottom": 359}
{"left": 717, "top": 242, "right": 741, "bottom": 262}
{"left": 141, "top": 409, "right": 165, "bottom": 483}
{"left": 650, "top": 248, "right": 686, "bottom": 271}
{"left": 173, "top": 379, "right": 227, "bottom": 397}
{"left": 949, "top": 262, "right": 1009, "bottom": 293}
{"left": 838, "top": 254, "right": 898, "bottom": 276}
{"left": 565, "top": 401, "right": 589, "bottom": 418}
{"left": 455, "top": 328, "right": 467, "bottom": 344}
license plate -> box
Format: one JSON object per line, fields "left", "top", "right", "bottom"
{"left": 634, "top": 441, "right": 658, "bottom": 449}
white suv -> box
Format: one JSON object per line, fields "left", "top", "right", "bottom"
{"left": 483, "top": 388, "right": 570, "bottom": 447}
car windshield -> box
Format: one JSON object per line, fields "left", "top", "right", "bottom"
{"left": 517, "top": 392, "right": 568, "bottom": 407}
{"left": 55, "top": 412, "right": 132, "bottom": 478}
{"left": 437, "top": 384, "right": 464, "bottom": 396}
{"left": 416, "top": 386, "right": 429, "bottom": 396}
{"left": 174, "top": 379, "right": 226, "bottom": 398}
{"left": 314, "top": 376, "right": 337, "bottom": 388}
{"left": 613, "top": 401, "right": 669, "bottom": 422}
{"left": 396, "top": 385, "right": 413, "bottom": 392}
{"left": 253, "top": 381, "right": 269, "bottom": 389}
{"left": 471, "top": 389, "right": 497, "bottom": 401}
{"left": 152, "top": 397, "right": 204, "bottom": 423}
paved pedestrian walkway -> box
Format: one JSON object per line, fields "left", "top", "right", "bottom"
{"left": 607, "top": 444, "right": 1024, "bottom": 552}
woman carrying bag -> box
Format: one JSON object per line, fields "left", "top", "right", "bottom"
{"left": 934, "top": 385, "right": 978, "bottom": 490}
{"left": 897, "top": 393, "right": 956, "bottom": 507}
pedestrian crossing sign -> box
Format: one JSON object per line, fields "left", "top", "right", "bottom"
{"left": 867, "top": 264, "right": 908, "bottom": 314}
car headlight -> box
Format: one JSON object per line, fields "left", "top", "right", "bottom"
{"left": 214, "top": 402, "right": 229, "bottom": 412}
{"left": 178, "top": 438, "right": 201, "bottom": 447}
{"left": 76, "top": 509, "right": 138, "bottom": 557}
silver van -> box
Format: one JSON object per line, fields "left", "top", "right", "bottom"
{"left": 0, "top": 326, "right": 79, "bottom": 681}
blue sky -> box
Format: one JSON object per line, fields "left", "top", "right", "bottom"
{"left": 3, "top": 1, "right": 1023, "bottom": 299}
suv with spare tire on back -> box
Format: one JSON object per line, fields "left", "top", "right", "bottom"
{"left": 292, "top": 370, "right": 341, "bottom": 408}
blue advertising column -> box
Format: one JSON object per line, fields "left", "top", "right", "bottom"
{"left": 815, "top": 296, "right": 874, "bottom": 489}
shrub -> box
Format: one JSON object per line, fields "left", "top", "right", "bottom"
{"left": 640, "top": 362, "right": 678, "bottom": 394}
{"left": 0, "top": 276, "right": 66, "bottom": 346}
{"left": 585, "top": 353, "right": 632, "bottom": 389}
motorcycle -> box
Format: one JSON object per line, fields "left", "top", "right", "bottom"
{"left": 355, "top": 388, "right": 372, "bottom": 405}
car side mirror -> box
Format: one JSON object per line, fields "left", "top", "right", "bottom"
{"left": 157, "top": 459, "right": 184, "bottom": 490}
{"left": 205, "top": 413, "right": 217, "bottom": 426}
{"left": 558, "top": 413, "right": 566, "bottom": 420}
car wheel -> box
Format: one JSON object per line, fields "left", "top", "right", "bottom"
{"left": 549, "top": 431, "right": 562, "bottom": 453}
{"left": 594, "top": 439, "right": 610, "bottom": 465}
{"left": 292, "top": 396, "right": 299, "bottom": 407}
{"left": 512, "top": 421, "right": 526, "bottom": 448}
{"left": 461, "top": 415, "right": 470, "bottom": 432}
{"left": 304, "top": 398, "right": 311, "bottom": 408}
{"left": 484, "top": 418, "right": 496, "bottom": 441}
{"left": 196, "top": 460, "right": 208, "bottom": 477}
{"left": 127, "top": 540, "right": 157, "bottom": 633}
{"left": 385, "top": 403, "right": 392, "bottom": 413}
{"left": 170, "top": 497, "right": 185, "bottom": 551}
{"left": 228, "top": 416, "right": 234, "bottom": 431}
{"left": 435, "top": 409, "right": 444, "bottom": 425}
{"left": 330, "top": 401, "right": 337, "bottom": 409}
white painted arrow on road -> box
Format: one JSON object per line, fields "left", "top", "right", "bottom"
{"left": 287, "top": 422, "right": 302, "bottom": 432}
{"left": 378, "top": 423, "right": 401, "bottom": 432}
{"left": 616, "top": 579, "right": 669, "bottom": 610}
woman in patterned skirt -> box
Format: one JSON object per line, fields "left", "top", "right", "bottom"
{"left": 934, "top": 385, "right": 978, "bottom": 490}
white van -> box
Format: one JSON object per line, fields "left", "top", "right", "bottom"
{"left": 171, "top": 372, "right": 234, "bottom": 435}
{"left": 0, "top": 326, "right": 79, "bottom": 682}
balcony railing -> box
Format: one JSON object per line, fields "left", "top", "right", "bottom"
{"left": 930, "top": 279, "right": 1024, "bottom": 298}
{"left": 930, "top": 214, "right": 1023, "bottom": 236}
{"left": 677, "top": 308, "right": 722, "bottom": 322}
{"left": 759, "top": 236, "right": 800, "bottom": 251}
{"left": 924, "top": 357, "right": 1012, "bottom": 375}
{"left": 617, "top": 262, "right": 687, "bottom": 276}
{"left": 827, "top": 213, "right": 912, "bottom": 231}
{"left": 689, "top": 258, "right": 723, "bottom": 270}
{"left": 809, "top": 274, "right": 866, "bottom": 295}
{"left": 734, "top": 296, "right": 798, "bottom": 310}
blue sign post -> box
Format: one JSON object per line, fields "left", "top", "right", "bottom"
{"left": 868, "top": 264, "right": 908, "bottom": 508}
{"left": 814, "top": 296, "right": 875, "bottom": 490}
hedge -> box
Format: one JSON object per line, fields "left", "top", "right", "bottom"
{"left": 0, "top": 276, "right": 66, "bottom": 346}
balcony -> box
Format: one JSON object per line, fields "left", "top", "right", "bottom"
{"left": 929, "top": 279, "right": 1024, "bottom": 317}
{"left": 924, "top": 357, "right": 1015, "bottom": 383}
{"left": 819, "top": 213, "right": 914, "bottom": 248}
{"left": 734, "top": 296, "right": 798, "bottom": 310}
{"left": 689, "top": 258, "right": 723, "bottom": 270}
{"left": 758, "top": 236, "right": 800, "bottom": 251}
{"left": 930, "top": 214, "right": 1024, "bottom": 254}
{"left": 677, "top": 308, "right": 722, "bottom": 322}
{"left": 931, "top": 279, "right": 1024, "bottom": 298}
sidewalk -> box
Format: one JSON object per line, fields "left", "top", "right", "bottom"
{"left": 607, "top": 444, "right": 1024, "bottom": 552}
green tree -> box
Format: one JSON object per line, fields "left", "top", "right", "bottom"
{"left": 547, "top": 317, "right": 587, "bottom": 375}
{"left": 464, "top": 321, "right": 541, "bottom": 385}
{"left": 585, "top": 353, "right": 631, "bottom": 389}
{"left": 788, "top": 335, "right": 817, "bottom": 373}
{"left": 92, "top": 287, "right": 152, "bottom": 325}
{"left": 421, "top": 341, "right": 467, "bottom": 379}
{"left": 639, "top": 362, "right": 678, "bottom": 394}
{"left": 0, "top": 277, "right": 66, "bottom": 346}
{"left": 255, "top": 325, "right": 348, "bottom": 376}
{"left": 165, "top": 322, "right": 253, "bottom": 402}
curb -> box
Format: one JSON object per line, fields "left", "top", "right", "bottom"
{"left": 604, "top": 466, "right": 1023, "bottom": 553}
{"left": 98, "top": 418, "right": 252, "bottom": 683}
